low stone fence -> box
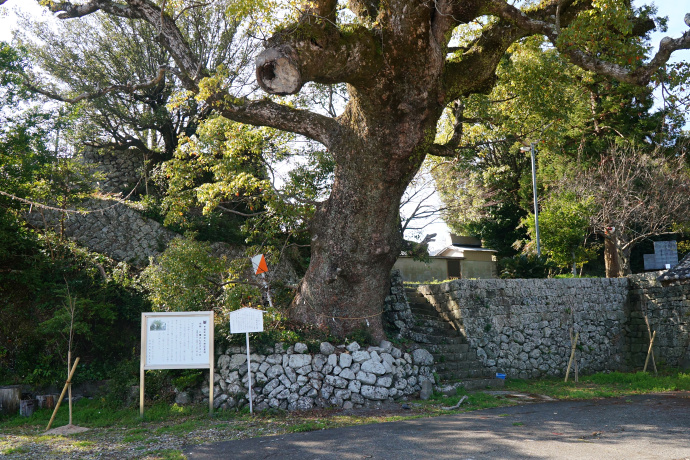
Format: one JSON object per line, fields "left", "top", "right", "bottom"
{"left": 192, "top": 340, "right": 434, "bottom": 412}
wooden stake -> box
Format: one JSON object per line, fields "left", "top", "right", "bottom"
{"left": 644, "top": 315, "right": 658, "bottom": 375}
{"left": 46, "top": 357, "right": 80, "bottom": 431}
{"left": 570, "top": 328, "right": 579, "bottom": 383}
{"left": 644, "top": 330, "right": 657, "bottom": 373}
{"left": 68, "top": 351, "right": 73, "bottom": 426}
{"left": 565, "top": 332, "right": 579, "bottom": 383}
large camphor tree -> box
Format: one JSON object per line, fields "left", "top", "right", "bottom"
{"left": 17, "top": 0, "right": 690, "bottom": 340}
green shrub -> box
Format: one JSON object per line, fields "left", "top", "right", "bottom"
{"left": 499, "top": 254, "right": 557, "bottom": 279}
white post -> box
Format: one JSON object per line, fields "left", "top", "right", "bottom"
{"left": 140, "top": 313, "right": 146, "bottom": 418}
{"left": 261, "top": 273, "right": 274, "bottom": 309}
{"left": 245, "top": 332, "right": 253, "bottom": 413}
{"left": 530, "top": 142, "right": 541, "bottom": 256}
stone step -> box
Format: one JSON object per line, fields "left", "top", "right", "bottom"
{"left": 425, "top": 343, "right": 470, "bottom": 354}
{"left": 410, "top": 314, "right": 442, "bottom": 324}
{"left": 408, "top": 325, "right": 460, "bottom": 337}
{"left": 409, "top": 309, "right": 442, "bottom": 319}
{"left": 407, "top": 332, "right": 465, "bottom": 345}
{"left": 435, "top": 378, "right": 506, "bottom": 391}
{"left": 407, "top": 299, "right": 436, "bottom": 311}
{"left": 412, "top": 318, "right": 457, "bottom": 330}
{"left": 430, "top": 350, "right": 472, "bottom": 361}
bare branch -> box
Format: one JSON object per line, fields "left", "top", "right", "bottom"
{"left": 217, "top": 97, "right": 339, "bottom": 148}
{"left": 23, "top": 67, "right": 167, "bottom": 104}
{"left": 217, "top": 205, "right": 267, "bottom": 218}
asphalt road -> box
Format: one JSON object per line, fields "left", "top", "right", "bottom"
{"left": 184, "top": 392, "right": 690, "bottom": 459}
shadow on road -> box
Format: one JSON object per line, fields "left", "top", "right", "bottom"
{"left": 185, "top": 393, "right": 690, "bottom": 459}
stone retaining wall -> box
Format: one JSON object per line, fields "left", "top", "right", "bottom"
{"left": 24, "top": 198, "right": 178, "bottom": 265}
{"left": 627, "top": 273, "right": 690, "bottom": 369}
{"left": 81, "top": 148, "right": 145, "bottom": 194}
{"left": 382, "top": 270, "right": 415, "bottom": 340}
{"left": 418, "top": 274, "right": 690, "bottom": 379}
{"left": 196, "top": 341, "right": 434, "bottom": 412}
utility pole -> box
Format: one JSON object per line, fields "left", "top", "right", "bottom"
{"left": 521, "top": 143, "right": 541, "bottom": 256}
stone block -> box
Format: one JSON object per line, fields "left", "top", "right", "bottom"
{"left": 339, "top": 353, "right": 353, "bottom": 368}
{"left": 361, "top": 385, "right": 389, "bottom": 400}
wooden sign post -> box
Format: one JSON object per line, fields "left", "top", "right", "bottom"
{"left": 229, "top": 307, "right": 265, "bottom": 414}
{"left": 140, "top": 311, "right": 214, "bottom": 417}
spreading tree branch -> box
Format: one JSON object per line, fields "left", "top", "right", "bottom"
{"left": 255, "top": 24, "right": 382, "bottom": 95}
{"left": 46, "top": 0, "right": 143, "bottom": 20}
{"left": 483, "top": 0, "right": 690, "bottom": 86}
{"left": 23, "top": 67, "right": 167, "bottom": 104}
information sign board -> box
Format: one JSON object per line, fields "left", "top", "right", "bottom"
{"left": 142, "top": 312, "right": 213, "bottom": 369}
{"left": 229, "top": 307, "right": 265, "bottom": 334}
{"left": 140, "top": 311, "right": 214, "bottom": 416}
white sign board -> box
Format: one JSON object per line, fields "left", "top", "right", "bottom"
{"left": 229, "top": 307, "right": 265, "bottom": 334}
{"left": 141, "top": 311, "right": 213, "bottom": 370}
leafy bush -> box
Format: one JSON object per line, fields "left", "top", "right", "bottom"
{"left": 0, "top": 220, "right": 148, "bottom": 387}
{"left": 499, "top": 254, "right": 558, "bottom": 279}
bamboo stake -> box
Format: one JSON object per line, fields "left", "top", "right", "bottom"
{"left": 644, "top": 331, "right": 657, "bottom": 373}
{"left": 644, "top": 315, "right": 658, "bottom": 375}
{"left": 46, "top": 357, "right": 80, "bottom": 431}
{"left": 570, "top": 328, "right": 579, "bottom": 383}
{"left": 565, "top": 332, "right": 579, "bottom": 383}
{"left": 68, "top": 351, "right": 73, "bottom": 426}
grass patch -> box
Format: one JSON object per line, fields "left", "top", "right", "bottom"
{"left": 148, "top": 449, "right": 187, "bottom": 459}
{"left": 155, "top": 419, "right": 205, "bottom": 435}
{"left": 2, "top": 446, "right": 30, "bottom": 455}
{"left": 427, "top": 387, "right": 518, "bottom": 412}
{"left": 287, "top": 420, "right": 330, "bottom": 433}
{"left": 123, "top": 433, "right": 153, "bottom": 443}
{"left": 0, "top": 398, "right": 211, "bottom": 431}
{"left": 73, "top": 440, "right": 96, "bottom": 447}
{"left": 504, "top": 371, "right": 690, "bottom": 399}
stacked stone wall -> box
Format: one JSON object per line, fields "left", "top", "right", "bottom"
{"left": 418, "top": 275, "right": 690, "bottom": 379}
{"left": 24, "top": 198, "right": 178, "bottom": 265}
{"left": 627, "top": 273, "right": 690, "bottom": 368}
{"left": 81, "top": 148, "right": 144, "bottom": 194}
{"left": 382, "top": 270, "right": 416, "bottom": 340}
{"left": 199, "top": 341, "right": 434, "bottom": 411}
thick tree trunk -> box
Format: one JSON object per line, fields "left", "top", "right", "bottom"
{"left": 289, "top": 98, "right": 435, "bottom": 340}
{"left": 290, "top": 175, "right": 406, "bottom": 340}
{"left": 604, "top": 236, "right": 631, "bottom": 278}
